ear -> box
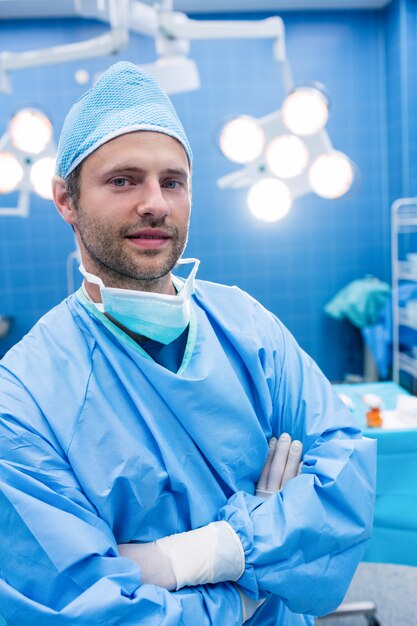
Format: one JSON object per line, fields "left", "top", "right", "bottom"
{"left": 52, "top": 175, "right": 77, "bottom": 226}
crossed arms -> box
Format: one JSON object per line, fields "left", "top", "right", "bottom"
{"left": 118, "top": 434, "right": 303, "bottom": 621}
{"left": 0, "top": 321, "right": 376, "bottom": 625}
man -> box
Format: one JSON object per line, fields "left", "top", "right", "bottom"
{"left": 0, "top": 62, "right": 375, "bottom": 625}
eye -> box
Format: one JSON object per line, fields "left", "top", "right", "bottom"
{"left": 163, "top": 180, "right": 182, "bottom": 190}
{"left": 111, "top": 177, "right": 130, "bottom": 187}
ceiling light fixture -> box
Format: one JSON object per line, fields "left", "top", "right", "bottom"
{"left": 0, "top": 107, "right": 56, "bottom": 217}
{"left": 218, "top": 85, "right": 355, "bottom": 222}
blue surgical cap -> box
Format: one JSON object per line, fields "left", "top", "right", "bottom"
{"left": 56, "top": 61, "right": 192, "bottom": 179}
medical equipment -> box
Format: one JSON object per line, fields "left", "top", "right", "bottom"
{"left": 79, "top": 258, "right": 199, "bottom": 344}
{"left": 0, "top": 1, "right": 355, "bottom": 221}
{"left": 0, "top": 2, "right": 290, "bottom": 98}
{"left": 329, "top": 381, "right": 417, "bottom": 626}
{"left": 333, "top": 380, "right": 417, "bottom": 569}
{"left": 391, "top": 197, "right": 417, "bottom": 390}
{"left": 362, "top": 393, "right": 383, "bottom": 428}
{"left": 0, "top": 0, "right": 130, "bottom": 94}
{"left": 217, "top": 102, "right": 356, "bottom": 222}
{"left": 0, "top": 108, "right": 56, "bottom": 217}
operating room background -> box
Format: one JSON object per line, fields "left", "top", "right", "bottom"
{"left": 0, "top": 0, "right": 415, "bottom": 382}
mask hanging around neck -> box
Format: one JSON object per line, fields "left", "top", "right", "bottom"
{"left": 79, "top": 258, "right": 200, "bottom": 344}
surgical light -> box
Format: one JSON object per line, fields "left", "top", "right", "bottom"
{"left": 308, "top": 151, "right": 354, "bottom": 199}
{"left": 74, "top": 69, "right": 90, "bottom": 85}
{"left": 247, "top": 178, "right": 292, "bottom": 222}
{"left": 9, "top": 108, "right": 53, "bottom": 155}
{"left": 0, "top": 152, "right": 24, "bottom": 193}
{"left": 0, "top": 107, "right": 56, "bottom": 216}
{"left": 217, "top": 95, "right": 355, "bottom": 221}
{"left": 266, "top": 134, "right": 309, "bottom": 179}
{"left": 281, "top": 87, "right": 329, "bottom": 137}
{"left": 219, "top": 116, "right": 265, "bottom": 164}
{"left": 30, "top": 156, "right": 56, "bottom": 200}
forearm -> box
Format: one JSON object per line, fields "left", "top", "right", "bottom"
{"left": 217, "top": 434, "right": 376, "bottom": 616}
{"left": 0, "top": 571, "right": 242, "bottom": 626}
{"left": 211, "top": 317, "right": 377, "bottom": 615}
{"left": 0, "top": 432, "right": 242, "bottom": 626}
{"left": 0, "top": 498, "right": 243, "bottom": 626}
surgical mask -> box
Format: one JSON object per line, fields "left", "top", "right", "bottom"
{"left": 79, "top": 258, "right": 200, "bottom": 344}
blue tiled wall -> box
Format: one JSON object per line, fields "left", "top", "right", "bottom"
{"left": 0, "top": 6, "right": 413, "bottom": 380}
{"left": 385, "top": 0, "right": 417, "bottom": 201}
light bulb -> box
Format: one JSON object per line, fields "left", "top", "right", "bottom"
{"left": 281, "top": 87, "right": 329, "bottom": 136}
{"left": 0, "top": 152, "right": 24, "bottom": 193}
{"left": 220, "top": 116, "right": 265, "bottom": 164}
{"left": 30, "top": 156, "right": 56, "bottom": 199}
{"left": 266, "top": 134, "right": 309, "bottom": 179}
{"left": 74, "top": 69, "right": 90, "bottom": 85}
{"left": 247, "top": 178, "right": 292, "bottom": 222}
{"left": 9, "top": 108, "right": 53, "bottom": 155}
{"left": 308, "top": 151, "right": 354, "bottom": 199}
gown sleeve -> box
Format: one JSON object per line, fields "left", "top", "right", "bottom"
{"left": 0, "top": 368, "right": 242, "bottom": 626}
{"left": 217, "top": 317, "right": 376, "bottom": 618}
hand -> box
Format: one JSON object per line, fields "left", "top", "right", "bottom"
{"left": 255, "top": 433, "right": 302, "bottom": 498}
{"left": 118, "top": 541, "right": 177, "bottom": 590}
{"left": 118, "top": 521, "right": 244, "bottom": 591}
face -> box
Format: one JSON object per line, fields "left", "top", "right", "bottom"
{"left": 57, "top": 131, "right": 191, "bottom": 294}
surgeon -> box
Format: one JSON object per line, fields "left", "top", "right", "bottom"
{"left": 0, "top": 62, "right": 375, "bottom": 625}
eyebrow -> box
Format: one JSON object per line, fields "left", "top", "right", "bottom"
{"left": 101, "top": 165, "right": 189, "bottom": 179}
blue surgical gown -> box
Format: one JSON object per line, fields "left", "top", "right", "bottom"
{"left": 0, "top": 281, "right": 376, "bottom": 625}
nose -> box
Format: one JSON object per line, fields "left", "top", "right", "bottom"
{"left": 135, "top": 178, "right": 170, "bottom": 219}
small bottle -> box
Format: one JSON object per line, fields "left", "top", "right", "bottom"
{"left": 366, "top": 406, "right": 383, "bottom": 428}
{"left": 363, "top": 393, "right": 383, "bottom": 428}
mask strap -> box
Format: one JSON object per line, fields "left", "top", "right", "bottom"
{"left": 79, "top": 264, "right": 105, "bottom": 312}
{"left": 177, "top": 257, "right": 199, "bottom": 267}
{"left": 79, "top": 263, "right": 106, "bottom": 289}
{"left": 176, "top": 258, "right": 200, "bottom": 296}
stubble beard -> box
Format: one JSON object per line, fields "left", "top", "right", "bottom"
{"left": 74, "top": 205, "right": 189, "bottom": 291}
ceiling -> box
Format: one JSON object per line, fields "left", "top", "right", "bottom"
{"left": 167, "top": 0, "right": 392, "bottom": 10}
{"left": 0, "top": 0, "right": 393, "bottom": 19}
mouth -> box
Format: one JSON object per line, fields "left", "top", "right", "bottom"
{"left": 126, "top": 229, "right": 172, "bottom": 249}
